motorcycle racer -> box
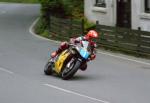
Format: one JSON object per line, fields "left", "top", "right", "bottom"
{"left": 51, "top": 30, "right": 99, "bottom": 71}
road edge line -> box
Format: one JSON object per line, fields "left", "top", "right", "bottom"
{"left": 0, "top": 67, "right": 14, "bottom": 74}
{"left": 29, "top": 17, "right": 61, "bottom": 44}
{"left": 44, "top": 84, "right": 110, "bottom": 103}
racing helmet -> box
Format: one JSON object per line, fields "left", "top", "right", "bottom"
{"left": 85, "top": 30, "right": 98, "bottom": 40}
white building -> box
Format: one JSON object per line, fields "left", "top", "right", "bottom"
{"left": 84, "top": 0, "right": 150, "bottom": 31}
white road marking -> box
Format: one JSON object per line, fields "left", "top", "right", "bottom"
{"left": 29, "top": 17, "right": 60, "bottom": 44}
{"left": 44, "top": 84, "right": 110, "bottom": 103}
{"left": 97, "top": 51, "right": 150, "bottom": 66}
{"left": 0, "top": 67, "right": 14, "bottom": 74}
{"left": 30, "top": 18, "right": 150, "bottom": 66}
{"left": 29, "top": 18, "right": 50, "bottom": 41}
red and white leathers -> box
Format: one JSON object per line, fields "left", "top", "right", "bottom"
{"left": 51, "top": 30, "right": 99, "bottom": 71}
{"left": 70, "top": 36, "right": 97, "bottom": 61}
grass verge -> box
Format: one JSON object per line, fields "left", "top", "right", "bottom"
{"left": 34, "top": 18, "right": 150, "bottom": 59}
{"left": 0, "top": 0, "right": 39, "bottom": 3}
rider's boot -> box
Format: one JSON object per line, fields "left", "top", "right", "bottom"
{"left": 51, "top": 47, "right": 64, "bottom": 58}
{"left": 51, "top": 42, "right": 69, "bottom": 58}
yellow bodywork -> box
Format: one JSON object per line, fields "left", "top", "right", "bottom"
{"left": 54, "top": 50, "right": 70, "bottom": 74}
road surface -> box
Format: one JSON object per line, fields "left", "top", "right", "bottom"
{"left": 0, "top": 3, "right": 150, "bottom": 103}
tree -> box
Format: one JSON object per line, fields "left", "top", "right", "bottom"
{"left": 40, "top": 0, "right": 84, "bottom": 19}
{"left": 38, "top": 0, "right": 84, "bottom": 31}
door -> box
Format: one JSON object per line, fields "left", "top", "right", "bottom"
{"left": 117, "top": 0, "right": 131, "bottom": 28}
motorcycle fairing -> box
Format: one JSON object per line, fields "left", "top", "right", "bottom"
{"left": 54, "top": 50, "right": 70, "bottom": 73}
{"left": 79, "top": 48, "right": 90, "bottom": 59}
{"left": 79, "top": 41, "right": 90, "bottom": 59}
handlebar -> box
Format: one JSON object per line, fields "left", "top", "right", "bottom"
{"left": 69, "top": 43, "right": 76, "bottom": 47}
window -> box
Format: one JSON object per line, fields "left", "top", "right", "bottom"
{"left": 145, "top": 0, "right": 150, "bottom": 13}
{"left": 95, "top": 0, "right": 106, "bottom": 7}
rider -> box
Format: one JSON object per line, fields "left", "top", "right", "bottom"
{"left": 51, "top": 30, "right": 99, "bottom": 71}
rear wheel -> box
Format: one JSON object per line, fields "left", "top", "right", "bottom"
{"left": 61, "top": 60, "right": 81, "bottom": 80}
{"left": 44, "top": 60, "right": 54, "bottom": 75}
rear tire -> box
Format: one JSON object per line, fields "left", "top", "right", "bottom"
{"left": 61, "top": 60, "right": 81, "bottom": 80}
{"left": 44, "top": 60, "right": 53, "bottom": 75}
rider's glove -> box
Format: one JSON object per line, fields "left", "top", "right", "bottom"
{"left": 88, "top": 54, "right": 96, "bottom": 61}
{"left": 90, "top": 54, "right": 96, "bottom": 60}
{"left": 70, "top": 38, "right": 80, "bottom": 44}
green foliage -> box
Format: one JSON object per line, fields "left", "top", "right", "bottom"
{"left": 39, "top": 0, "right": 84, "bottom": 19}
{"left": 34, "top": 18, "right": 50, "bottom": 38}
{"left": 84, "top": 18, "right": 96, "bottom": 33}
{"left": 41, "top": 29, "right": 50, "bottom": 38}
{"left": 34, "top": 18, "right": 44, "bottom": 34}
{"left": 0, "top": 0, "right": 39, "bottom": 3}
{"left": 37, "top": 0, "right": 84, "bottom": 37}
{"left": 39, "top": 0, "right": 67, "bottom": 31}
{"left": 63, "top": 0, "right": 84, "bottom": 19}
{"left": 39, "top": 0, "right": 66, "bottom": 18}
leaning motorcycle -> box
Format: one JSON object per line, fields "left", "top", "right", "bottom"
{"left": 44, "top": 41, "right": 92, "bottom": 80}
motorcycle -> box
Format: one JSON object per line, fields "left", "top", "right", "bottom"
{"left": 44, "top": 40, "right": 92, "bottom": 80}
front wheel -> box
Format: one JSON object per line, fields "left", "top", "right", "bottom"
{"left": 44, "top": 59, "right": 54, "bottom": 75}
{"left": 61, "top": 60, "right": 81, "bottom": 80}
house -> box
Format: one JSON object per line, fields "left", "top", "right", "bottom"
{"left": 84, "top": 0, "right": 150, "bottom": 31}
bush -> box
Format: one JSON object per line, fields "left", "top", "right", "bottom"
{"left": 36, "top": 0, "right": 84, "bottom": 37}
{"left": 34, "top": 18, "right": 50, "bottom": 38}
{"left": 39, "top": 0, "right": 67, "bottom": 31}
{"left": 84, "top": 18, "right": 96, "bottom": 33}
{"left": 0, "top": 0, "right": 39, "bottom": 3}
{"left": 39, "top": 0, "right": 84, "bottom": 19}
{"left": 34, "top": 18, "right": 46, "bottom": 34}
{"left": 63, "top": 0, "right": 84, "bottom": 19}
{"left": 40, "top": 0, "right": 66, "bottom": 18}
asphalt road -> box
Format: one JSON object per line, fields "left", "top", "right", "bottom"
{"left": 0, "top": 3, "right": 150, "bottom": 103}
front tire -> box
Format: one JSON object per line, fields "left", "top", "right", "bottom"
{"left": 44, "top": 60, "right": 53, "bottom": 75}
{"left": 61, "top": 60, "right": 81, "bottom": 80}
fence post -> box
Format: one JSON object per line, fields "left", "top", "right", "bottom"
{"left": 48, "top": 15, "right": 52, "bottom": 38}
{"left": 81, "top": 19, "right": 84, "bottom": 35}
{"left": 69, "top": 18, "right": 73, "bottom": 38}
{"left": 96, "top": 20, "right": 99, "bottom": 31}
{"left": 49, "top": 15, "right": 51, "bottom": 31}
{"left": 58, "top": 18, "right": 62, "bottom": 40}
{"left": 137, "top": 27, "right": 141, "bottom": 56}
{"left": 95, "top": 21, "right": 101, "bottom": 47}
{"left": 115, "top": 27, "right": 119, "bottom": 50}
